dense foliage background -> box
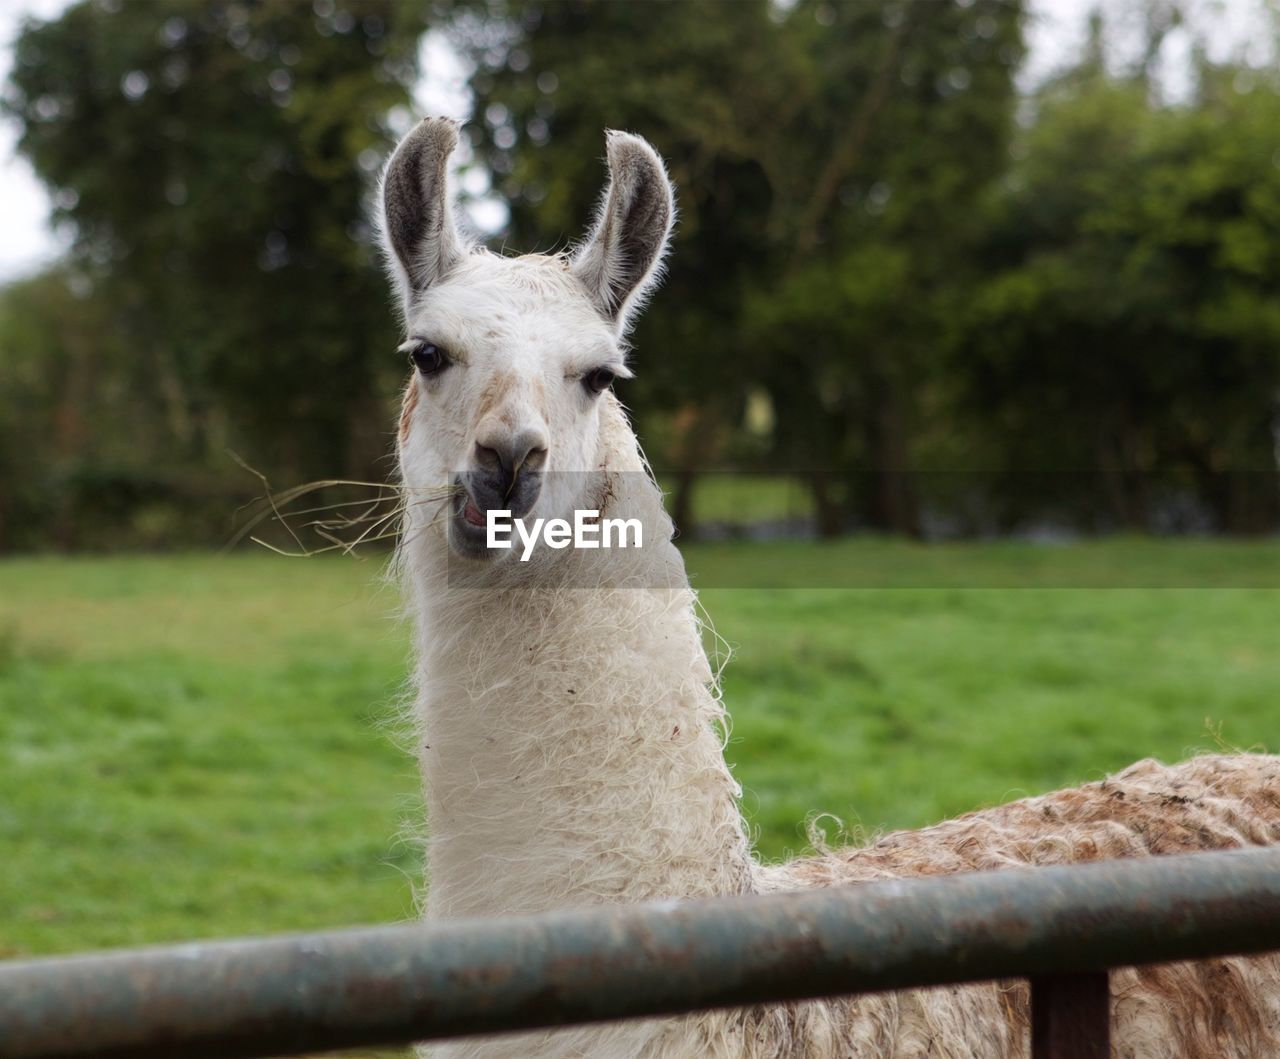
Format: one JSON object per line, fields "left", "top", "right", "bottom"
{"left": 3, "top": 0, "right": 1279, "bottom": 550}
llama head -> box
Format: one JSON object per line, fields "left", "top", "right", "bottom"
{"left": 382, "top": 118, "right": 675, "bottom": 562}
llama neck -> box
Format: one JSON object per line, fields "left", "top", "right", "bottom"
{"left": 404, "top": 405, "right": 754, "bottom": 919}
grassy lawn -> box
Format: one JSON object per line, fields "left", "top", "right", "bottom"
{"left": 2, "top": 543, "right": 1278, "bottom": 969}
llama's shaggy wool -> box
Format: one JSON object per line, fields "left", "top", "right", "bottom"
{"left": 384, "top": 118, "right": 1280, "bottom": 1059}
{"left": 747, "top": 753, "right": 1280, "bottom": 1059}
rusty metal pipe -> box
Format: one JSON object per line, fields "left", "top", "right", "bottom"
{"left": 2, "top": 846, "right": 1279, "bottom": 1059}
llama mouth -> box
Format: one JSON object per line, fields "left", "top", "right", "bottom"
{"left": 449, "top": 472, "right": 543, "bottom": 559}
{"left": 449, "top": 478, "right": 502, "bottom": 560}
{"left": 452, "top": 486, "right": 489, "bottom": 533}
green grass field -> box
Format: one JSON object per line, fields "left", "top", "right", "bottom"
{"left": 2, "top": 542, "right": 1278, "bottom": 968}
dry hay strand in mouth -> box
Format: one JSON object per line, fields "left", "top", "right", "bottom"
{"left": 225, "top": 451, "right": 459, "bottom": 558}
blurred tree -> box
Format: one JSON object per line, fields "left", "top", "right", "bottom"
{"left": 747, "top": 0, "right": 1025, "bottom": 535}
{"left": 445, "top": 0, "right": 1025, "bottom": 535}
{"left": 957, "top": 51, "right": 1280, "bottom": 533}
{"left": 0, "top": 271, "right": 87, "bottom": 550}
{"left": 5, "top": 0, "right": 426, "bottom": 488}
{"left": 0, "top": 263, "right": 329, "bottom": 552}
{"left": 441, "top": 0, "right": 800, "bottom": 533}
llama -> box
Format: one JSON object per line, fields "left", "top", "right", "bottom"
{"left": 383, "top": 117, "right": 1280, "bottom": 1058}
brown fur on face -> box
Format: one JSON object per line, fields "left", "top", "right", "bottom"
{"left": 475, "top": 370, "right": 519, "bottom": 424}
{"left": 399, "top": 375, "right": 420, "bottom": 446}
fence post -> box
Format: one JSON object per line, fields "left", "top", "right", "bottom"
{"left": 1030, "top": 971, "right": 1110, "bottom": 1059}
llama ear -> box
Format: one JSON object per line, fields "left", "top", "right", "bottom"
{"left": 571, "top": 130, "right": 676, "bottom": 334}
{"left": 381, "top": 118, "right": 466, "bottom": 307}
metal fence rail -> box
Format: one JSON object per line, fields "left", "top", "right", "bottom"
{"left": 3, "top": 846, "right": 1279, "bottom": 1059}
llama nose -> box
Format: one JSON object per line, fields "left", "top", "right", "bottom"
{"left": 469, "top": 430, "right": 548, "bottom": 517}
{"left": 474, "top": 431, "right": 548, "bottom": 491}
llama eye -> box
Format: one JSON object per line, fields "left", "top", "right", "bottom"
{"left": 409, "top": 342, "right": 448, "bottom": 377}
{"left": 582, "top": 367, "right": 616, "bottom": 395}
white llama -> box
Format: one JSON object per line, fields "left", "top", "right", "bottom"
{"left": 383, "top": 118, "right": 1280, "bottom": 1058}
